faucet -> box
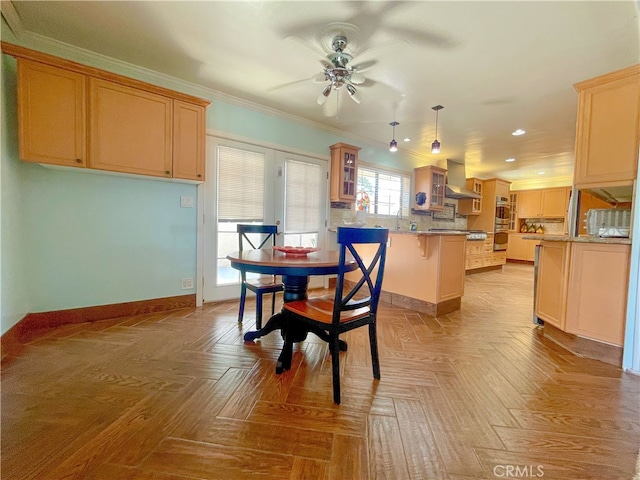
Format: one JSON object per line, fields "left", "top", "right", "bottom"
{"left": 396, "top": 209, "right": 402, "bottom": 231}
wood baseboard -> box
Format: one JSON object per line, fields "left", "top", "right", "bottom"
{"left": 466, "top": 264, "right": 504, "bottom": 275}
{"left": 342, "top": 279, "right": 460, "bottom": 317}
{"left": 541, "top": 322, "right": 623, "bottom": 367}
{"left": 1, "top": 294, "right": 196, "bottom": 350}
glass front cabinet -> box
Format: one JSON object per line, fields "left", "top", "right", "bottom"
{"left": 330, "top": 143, "right": 360, "bottom": 202}
{"left": 415, "top": 165, "right": 447, "bottom": 211}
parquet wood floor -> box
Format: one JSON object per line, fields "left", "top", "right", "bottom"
{"left": 2, "top": 263, "right": 639, "bottom": 479}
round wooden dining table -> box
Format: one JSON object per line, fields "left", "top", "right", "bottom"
{"left": 227, "top": 248, "right": 357, "bottom": 373}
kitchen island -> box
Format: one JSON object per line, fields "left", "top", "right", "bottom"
{"left": 345, "top": 230, "right": 467, "bottom": 316}
{"left": 525, "top": 234, "right": 631, "bottom": 366}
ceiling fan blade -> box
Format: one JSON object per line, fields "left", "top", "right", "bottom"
{"left": 312, "top": 72, "right": 328, "bottom": 83}
{"left": 267, "top": 78, "right": 312, "bottom": 93}
{"left": 323, "top": 92, "right": 340, "bottom": 117}
{"left": 349, "top": 72, "right": 365, "bottom": 84}
{"left": 350, "top": 60, "right": 378, "bottom": 73}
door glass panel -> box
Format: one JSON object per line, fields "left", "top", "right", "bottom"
{"left": 284, "top": 158, "right": 321, "bottom": 247}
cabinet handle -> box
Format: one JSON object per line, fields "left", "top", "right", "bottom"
{"left": 197, "top": 174, "right": 202, "bottom": 178}
{"left": 165, "top": 170, "right": 171, "bottom": 175}
{"left": 76, "top": 158, "right": 83, "bottom": 164}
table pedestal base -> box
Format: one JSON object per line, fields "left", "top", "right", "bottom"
{"left": 244, "top": 311, "right": 348, "bottom": 374}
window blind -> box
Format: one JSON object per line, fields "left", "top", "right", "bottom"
{"left": 285, "top": 159, "right": 320, "bottom": 232}
{"left": 217, "top": 146, "right": 265, "bottom": 221}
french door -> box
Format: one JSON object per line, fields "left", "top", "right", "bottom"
{"left": 203, "top": 136, "right": 327, "bottom": 302}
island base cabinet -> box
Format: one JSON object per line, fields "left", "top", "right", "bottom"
{"left": 345, "top": 233, "right": 466, "bottom": 315}
{"left": 565, "top": 243, "right": 630, "bottom": 346}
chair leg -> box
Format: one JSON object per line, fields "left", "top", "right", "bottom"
{"left": 330, "top": 334, "right": 342, "bottom": 404}
{"left": 238, "top": 284, "right": 247, "bottom": 323}
{"left": 255, "top": 293, "right": 263, "bottom": 330}
{"left": 369, "top": 322, "right": 381, "bottom": 380}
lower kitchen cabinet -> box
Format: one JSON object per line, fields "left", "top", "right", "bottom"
{"left": 466, "top": 235, "right": 506, "bottom": 270}
{"left": 536, "top": 240, "right": 630, "bottom": 346}
{"left": 565, "top": 243, "right": 631, "bottom": 345}
{"left": 535, "top": 242, "right": 571, "bottom": 330}
{"left": 507, "top": 233, "right": 540, "bottom": 261}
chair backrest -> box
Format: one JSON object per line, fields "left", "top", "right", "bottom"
{"left": 334, "top": 227, "right": 389, "bottom": 323}
{"left": 237, "top": 224, "right": 278, "bottom": 252}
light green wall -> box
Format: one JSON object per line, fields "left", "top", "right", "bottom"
{"left": 1, "top": 54, "right": 30, "bottom": 333}
{"left": 0, "top": 27, "right": 423, "bottom": 335}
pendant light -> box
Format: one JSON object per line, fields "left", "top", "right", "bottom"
{"left": 389, "top": 121, "right": 399, "bottom": 152}
{"left": 431, "top": 105, "right": 443, "bottom": 154}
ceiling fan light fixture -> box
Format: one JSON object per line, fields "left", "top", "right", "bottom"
{"left": 345, "top": 83, "right": 361, "bottom": 104}
{"left": 317, "top": 84, "right": 332, "bottom": 105}
{"left": 389, "top": 121, "right": 399, "bottom": 152}
{"left": 431, "top": 105, "right": 444, "bottom": 154}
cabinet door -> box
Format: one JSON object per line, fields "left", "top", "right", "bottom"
{"left": 89, "top": 78, "right": 172, "bottom": 177}
{"left": 506, "top": 234, "right": 527, "bottom": 260}
{"left": 330, "top": 143, "right": 359, "bottom": 202}
{"left": 540, "top": 188, "right": 568, "bottom": 218}
{"left": 438, "top": 236, "right": 466, "bottom": 301}
{"left": 173, "top": 100, "right": 206, "bottom": 181}
{"left": 517, "top": 190, "right": 541, "bottom": 218}
{"left": 574, "top": 66, "right": 640, "bottom": 187}
{"left": 535, "top": 242, "right": 571, "bottom": 329}
{"left": 430, "top": 169, "right": 446, "bottom": 210}
{"left": 17, "top": 59, "right": 86, "bottom": 167}
{"left": 565, "top": 243, "right": 630, "bottom": 346}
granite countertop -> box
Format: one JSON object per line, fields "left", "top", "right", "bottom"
{"left": 523, "top": 234, "right": 631, "bottom": 245}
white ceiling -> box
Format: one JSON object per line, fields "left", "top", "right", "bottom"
{"left": 3, "top": 1, "right": 639, "bottom": 187}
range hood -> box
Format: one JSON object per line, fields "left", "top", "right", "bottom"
{"left": 445, "top": 159, "right": 482, "bottom": 199}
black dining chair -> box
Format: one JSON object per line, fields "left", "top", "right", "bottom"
{"left": 282, "top": 227, "right": 388, "bottom": 404}
{"left": 237, "top": 224, "right": 284, "bottom": 329}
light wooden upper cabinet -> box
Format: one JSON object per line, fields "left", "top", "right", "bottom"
{"left": 516, "top": 187, "right": 569, "bottom": 218}
{"left": 415, "top": 165, "right": 446, "bottom": 211}
{"left": 173, "top": 100, "right": 206, "bottom": 181}
{"left": 329, "top": 143, "right": 360, "bottom": 203}
{"left": 458, "top": 178, "right": 482, "bottom": 215}
{"left": 573, "top": 64, "right": 640, "bottom": 188}
{"left": 17, "top": 59, "right": 86, "bottom": 167}
{"left": 7, "top": 44, "right": 210, "bottom": 182}
{"left": 89, "top": 78, "right": 173, "bottom": 177}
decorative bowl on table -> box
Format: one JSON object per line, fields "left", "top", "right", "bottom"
{"left": 273, "top": 246, "right": 321, "bottom": 257}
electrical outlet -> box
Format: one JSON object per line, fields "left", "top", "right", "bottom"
{"left": 181, "top": 278, "right": 194, "bottom": 290}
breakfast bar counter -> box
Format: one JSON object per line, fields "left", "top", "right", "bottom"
{"left": 343, "top": 231, "right": 467, "bottom": 316}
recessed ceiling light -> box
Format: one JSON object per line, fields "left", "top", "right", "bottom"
{"left": 505, "top": 158, "right": 515, "bottom": 162}
{"left": 403, "top": 137, "right": 411, "bottom": 142}
{"left": 512, "top": 129, "right": 526, "bottom": 136}
{"left": 538, "top": 171, "right": 545, "bottom": 175}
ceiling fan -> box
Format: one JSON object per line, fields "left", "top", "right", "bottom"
{"left": 314, "top": 34, "right": 365, "bottom": 107}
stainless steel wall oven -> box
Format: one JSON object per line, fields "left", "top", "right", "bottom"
{"left": 494, "top": 196, "right": 510, "bottom": 251}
